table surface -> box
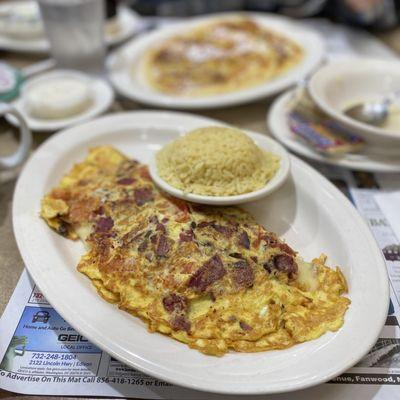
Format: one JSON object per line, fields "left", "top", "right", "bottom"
{"left": 1, "top": 25, "right": 399, "bottom": 400}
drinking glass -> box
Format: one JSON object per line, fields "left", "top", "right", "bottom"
{"left": 38, "top": 0, "right": 105, "bottom": 74}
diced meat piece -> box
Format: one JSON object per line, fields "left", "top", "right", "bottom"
{"left": 228, "top": 220, "right": 239, "bottom": 230}
{"left": 179, "top": 229, "right": 194, "bottom": 242}
{"left": 277, "top": 242, "right": 296, "bottom": 256}
{"left": 264, "top": 254, "right": 298, "bottom": 278}
{"left": 156, "top": 234, "right": 170, "bottom": 257}
{"left": 190, "top": 204, "right": 206, "bottom": 212}
{"left": 117, "top": 178, "right": 134, "bottom": 185}
{"left": 263, "top": 262, "right": 272, "bottom": 273}
{"left": 188, "top": 255, "right": 226, "bottom": 292}
{"left": 94, "top": 206, "right": 104, "bottom": 215}
{"left": 173, "top": 201, "right": 190, "bottom": 221}
{"left": 211, "top": 223, "right": 232, "bottom": 237}
{"left": 169, "top": 197, "right": 190, "bottom": 213}
{"left": 274, "top": 254, "right": 296, "bottom": 272}
{"left": 150, "top": 234, "right": 158, "bottom": 244}
{"left": 138, "top": 165, "right": 152, "bottom": 181}
{"left": 171, "top": 315, "right": 191, "bottom": 332}
{"left": 239, "top": 321, "right": 253, "bottom": 331}
{"left": 134, "top": 188, "right": 154, "bottom": 206}
{"left": 162, "top": 293, "right": 187, "bottom": 313}
{"left": 238, "top": 231, "right": 250, "bottom": 249}
{"left": 95, "top": 216, "right": 114, "bottom": 233}
{"left": 197, "top": 221, "right": 211, "bottom": 228}
{"left": 156, "top": 223, "right": 166, "bottom": 233}
{"left": 232, "top": 260, "right": 254, "bottom": 288}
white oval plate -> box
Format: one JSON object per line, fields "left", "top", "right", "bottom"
{"left": 268, "top": 90, "right": 400, "bottom": 172}
{"left": 0, "top": 4, "right": 141, "bottom": 54}
{"left": 7, "top": 70, "right": 114, "bottom": 132}
{"left": 13, "top": 111, "right": 388, "bottom": 395}
{"left": 149, "top": 131, "right": 290, "bottom": 205}
{"left": 107, "top": 12, "right": 325, "bottom": 109}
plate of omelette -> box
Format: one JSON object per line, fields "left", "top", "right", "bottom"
{"left": 107, "top": 13, "right": 324, "bottom": 109}
{"left": 13, "top": 111, "right": 388, "bottom": 394}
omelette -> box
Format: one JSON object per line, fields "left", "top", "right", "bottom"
{"left": 142, "top": 16, "right": 303, "bottom": 96}
{"left": 41, "top": 146, "right": 350, "bottom": 356}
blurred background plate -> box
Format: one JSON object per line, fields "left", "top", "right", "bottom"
{"left": 268, "top": 90, "right": 400, "bottom": 172}
{"left": 107, "top": 12, "right": 325, "bottom": 109}
{"left": 0, "top": 3, "right": 141, "bottom": 54}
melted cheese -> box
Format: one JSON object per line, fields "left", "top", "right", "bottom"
{"left": 297, "top": 258, "right": 319, "bottom": 292}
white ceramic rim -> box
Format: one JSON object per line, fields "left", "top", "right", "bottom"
{"left": 308, "top": 58, "right": 400, "bottom": 140}
{"left": 107, "top": 12, "right": 325, "bottom": 109}
{"left": 7, "top": 69, "right": 114, "bottom": 132}
{"left": 105, "top": 6, "right": 142, "bottom": 46}
{"left": 268, "top": 90, "right": 400, "bottom": 172}
{"left": 13, "top": 110, "right": 389, "bottom": 395}
{"left": 0, "top": 3, "right": 140, "bottom": 53}
{"left": 148, "top": 130, "right": 290, "bottom": 205}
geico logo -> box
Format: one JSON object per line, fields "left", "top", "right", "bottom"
{"left": 57, "top": 334, "right": 88, "bottom": 342}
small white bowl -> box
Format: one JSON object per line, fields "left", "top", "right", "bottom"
{"left": 308, "top": 58, "right": 400, "bottom": 155}
{"left": 8, "top": 69, "right": 114, "bottom": 132}
{"left": 149, "top": 130, "right": 290, "bottom": 205}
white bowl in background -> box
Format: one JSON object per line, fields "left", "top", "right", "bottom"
{"left": 7, "top": 69, "right": 114, "bottom": 132}
{"left": 308, "top": 58, "right": 400, "bottom": 155}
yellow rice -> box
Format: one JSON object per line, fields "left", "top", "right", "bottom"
{"left": 156, "top": 126, "right": 280, "bottom": 196}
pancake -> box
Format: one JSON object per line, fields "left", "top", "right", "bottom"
{"left": 141, "top": 16, "right": 303, "bottom": 96}
{"left": 41, "top": 146, "right": 350, "bottom": 356}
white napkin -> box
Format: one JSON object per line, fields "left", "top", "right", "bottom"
{"left": 375, "top": 191, "right": 400, "bottom": 241}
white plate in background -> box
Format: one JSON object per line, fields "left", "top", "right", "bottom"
{"left": 107, "top": 12, "right": 325, "bottom": 109}
{"left": 13, "top": 111, "right": 388, "bottom": 394}
{"left": 308, "top": 58, "right": 400, "bottom": 154}
{"left": 0, "top": 3, "right": 141, "bottom": 54}
{"left": 268, "top": 90, "right": 400, "bottom": 172}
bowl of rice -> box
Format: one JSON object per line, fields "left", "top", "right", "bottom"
{"left": 149, "top": 126, "right": 290, "bottom": 205}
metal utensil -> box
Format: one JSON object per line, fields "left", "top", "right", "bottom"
{"left": 344, "top": 90, "right": 400, "bottom": 126}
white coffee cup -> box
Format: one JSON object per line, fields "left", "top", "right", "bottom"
{"left": 0, "top": 102, "right": 32, "bottom": 171}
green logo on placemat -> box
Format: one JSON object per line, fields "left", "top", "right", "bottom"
{"left": 0, "top": 62, "right": 23, "bottom": 102}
